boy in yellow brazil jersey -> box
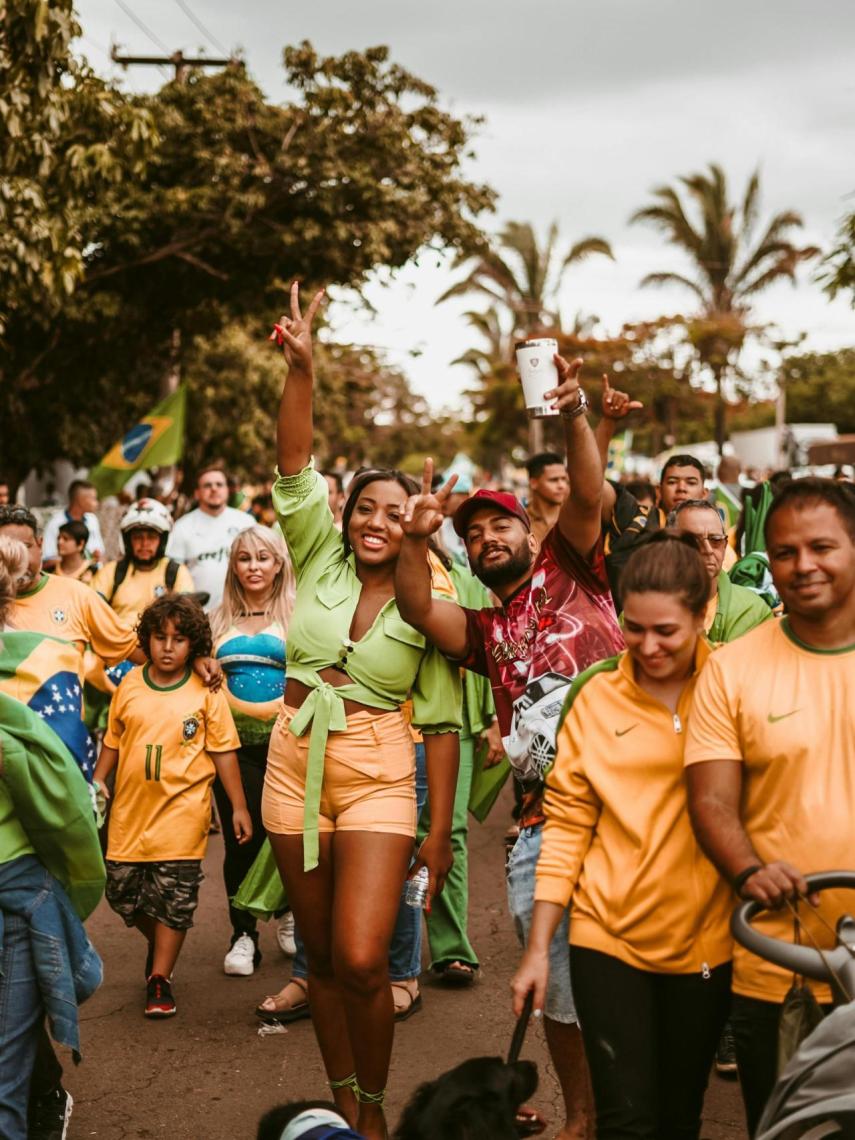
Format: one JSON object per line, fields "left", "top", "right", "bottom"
{"left": 93, "top": 595, "right": 250, "bottom": 1019}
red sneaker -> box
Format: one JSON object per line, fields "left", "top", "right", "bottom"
{"left": 145, "top": 974, "right": 176, "bottom": 1018}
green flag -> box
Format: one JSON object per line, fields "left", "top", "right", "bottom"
{"left": 89, "top": 386, "right": 186, "bottom": 497}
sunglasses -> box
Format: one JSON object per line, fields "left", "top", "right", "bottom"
{"left": 691, "top": 533, "right": 729, "bottom": 548}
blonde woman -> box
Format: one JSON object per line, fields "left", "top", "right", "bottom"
{"left": 0, "top": 536, "right": 29, "bottom": 628}
{"left": 210, "top": 525, "right": 295, "bottom": 976}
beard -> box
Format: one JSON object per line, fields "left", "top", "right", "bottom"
{"left": 471, "top": 542, "right": 534, "bottom": 589}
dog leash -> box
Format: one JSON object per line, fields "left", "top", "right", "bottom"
{"left": 507, "top": 991, "right": 534, "bottom": 1064}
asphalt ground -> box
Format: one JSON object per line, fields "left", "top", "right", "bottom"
{"left": 66, "top": 786, "right": 747, "bottom": 1139}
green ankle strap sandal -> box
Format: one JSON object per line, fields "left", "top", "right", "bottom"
{"left": 328, "top": 1073, "right": 359, "bottom": 1095}
{"left": 354, "top": 1082, "right": 386, "bottom": 1107}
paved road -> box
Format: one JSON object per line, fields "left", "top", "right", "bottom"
{"left": 67, "top": 787, "right": 747, "bottom": 1138}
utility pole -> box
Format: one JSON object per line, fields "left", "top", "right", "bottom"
{"left": 109, "top": 44, "right": 238, "bottom": 491}
{"left": 110, "top": 46, "right": 237, "bottom": 83}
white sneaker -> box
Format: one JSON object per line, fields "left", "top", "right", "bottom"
{"left": 276, "top": 913, "right": 297, "bottom": 957}
{"left": 224, "top": 933, "right": 256, "bottom": 976}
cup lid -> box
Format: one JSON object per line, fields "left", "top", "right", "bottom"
{"left": 515, "top": 337, "right": 558, "bottom": 350}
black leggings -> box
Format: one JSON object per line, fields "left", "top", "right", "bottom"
{"left": 212, "top": 742, "right": 268, "bottom": 941}
{"left": 570, "top": 946, "right": 732, "bottom": 1140}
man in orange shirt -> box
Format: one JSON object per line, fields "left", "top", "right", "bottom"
{"left": 685, "top": 478, "right": 855, "bottom": 1135}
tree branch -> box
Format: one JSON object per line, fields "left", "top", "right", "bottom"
{"left": 175, "top": 250, "right": 230, "bottom": 280}
{"left": 82, "top": 228, "right": 221, "bottom": 286}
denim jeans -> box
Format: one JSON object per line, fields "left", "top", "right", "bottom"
{"left": 292, "top": 741, "right": 429, "bottom": 982}
{"left": 0, "top": 912, "right": 43, "bottom": 1139}
{"left": 506, "top": 823, "right": 576, "bottom": 1023}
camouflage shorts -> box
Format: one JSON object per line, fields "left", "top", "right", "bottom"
{"left": 105, "top": 860, "right": 204, "bottom": 931}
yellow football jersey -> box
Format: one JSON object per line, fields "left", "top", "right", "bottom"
{"left": 104, "top": 665, "right": 240, "bottom": 861}
{"left": 686, "top": 618, "right": 855, "bottom": 1003}
{"left": 92, "top": 558, "right": 195, "bottom": 625}
{"left": 14, "top": 573, "right": 137, "bottom": 673}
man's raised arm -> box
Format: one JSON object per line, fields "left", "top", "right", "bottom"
{"left": 396, "top": 460, "right": 470, "bottom": 660}
{"left": 549, "top": 357, "right": 606, "bottom": 556}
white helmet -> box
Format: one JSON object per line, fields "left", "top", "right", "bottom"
{"left": 120, "top": 498, "right": 173, "bottom": 535}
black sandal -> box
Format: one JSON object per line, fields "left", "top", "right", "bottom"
{"left": 433, "top": 961, "right": 479, "bottom": 987}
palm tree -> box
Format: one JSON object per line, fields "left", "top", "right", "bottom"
{"left": 441, "top": 221, "right": 613, "bottom": 450}
{"left": 631, "top": 163, "right": 820, "bottom": 450}
{"left": 439, "top": 220, "right": 613, "bottom": 336}
{"left": 451, "top": 306, "right": 509, "bottom": 377}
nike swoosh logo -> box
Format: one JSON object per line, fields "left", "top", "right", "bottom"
{"left": 615, "top": 724, "right": 638, "bottom": 737}
{"left": 768, "top": 709, "right": 802, "bottom": 724}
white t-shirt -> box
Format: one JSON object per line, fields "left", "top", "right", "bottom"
{"left": 42, "top": 509, "right": 105, "bottom": 562}
{"left": 167, "top": 506, "right": 254, "bottom": 610}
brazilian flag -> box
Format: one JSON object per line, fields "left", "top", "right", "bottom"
{"left": 0, "top": 631, "right": 97, "bottom": 778}
{"left": 89, "top": 386, "right": 185, "bottom": 497}
{"left": 713, "top": 482, "right": 741, "bottom": 529}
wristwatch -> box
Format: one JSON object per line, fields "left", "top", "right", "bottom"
{"left": 560, "top": 387, "right": 589, "bottom": 420}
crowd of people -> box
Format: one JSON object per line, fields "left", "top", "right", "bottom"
{"left": 1, "top": 281, "right": 854, "bottom": 1140}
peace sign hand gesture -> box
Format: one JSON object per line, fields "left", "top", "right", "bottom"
{"left": 601, "top": 373, "right": 644, "bottom": 421}
{"left": 269, "top": 281, "right": 325, "bottom": 375}
{"left": 401, "top": 458, "right": 459, "bottom": 539}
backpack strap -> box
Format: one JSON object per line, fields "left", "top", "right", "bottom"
{"left": 165, "top": 558, "right": 180, "bottom": 592}
{"left": 106, "top": 558, "right": 131, "bottom": 605}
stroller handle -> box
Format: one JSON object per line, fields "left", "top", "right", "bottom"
{"left": 732, "top": 870, "right": 855, "bottom": 1001}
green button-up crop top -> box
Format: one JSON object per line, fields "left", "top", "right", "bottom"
{"left": 271, "top": 463, "right": 462, "bottom": 868}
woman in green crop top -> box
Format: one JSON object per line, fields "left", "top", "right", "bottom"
{"left": 262, "top": 284, "right": 462, "bottom": 1140}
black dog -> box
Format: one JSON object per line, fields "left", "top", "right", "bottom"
{"left": 394, "top": 1056, "right": 539, "bottom": 1140}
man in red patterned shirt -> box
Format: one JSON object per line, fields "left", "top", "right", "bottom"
{"left": 396, "top": 356, "right": 624, "bottom": 1140}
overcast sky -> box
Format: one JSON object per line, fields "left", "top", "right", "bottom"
{"left": 75, "top": 0, "right": 855, "bottom": 409}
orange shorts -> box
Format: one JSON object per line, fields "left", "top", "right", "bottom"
{"left": 261, "top": 705, "right": 417, "bottom": 838}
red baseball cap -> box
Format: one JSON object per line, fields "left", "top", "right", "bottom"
{"left": 452, "top": 489, "right": 531, "bottom": 538}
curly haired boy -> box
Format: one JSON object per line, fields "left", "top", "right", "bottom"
{"left": 93, "top": 595, "right": 251, "bottom": 1017}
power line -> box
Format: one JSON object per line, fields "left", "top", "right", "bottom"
{"left": 113, "top": 0, "right": 171, "bottom": 55}
{"left": 79, "top": 33, "right": 113, "bottom": 62}
{"left": 172, "top": 0, "right": 229, "bottom": 56}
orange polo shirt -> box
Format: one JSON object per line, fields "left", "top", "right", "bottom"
{"left": 685, "top": 618, "right": 855, "bottom": 1003}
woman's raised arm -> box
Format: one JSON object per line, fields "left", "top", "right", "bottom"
{"left": 272, "top": 282, "right": 325, "bottom": 476}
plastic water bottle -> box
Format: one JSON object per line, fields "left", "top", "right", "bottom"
{"left": 405, "top": 866, "right": 430, "bottom": 909}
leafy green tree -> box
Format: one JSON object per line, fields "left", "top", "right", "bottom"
{"left": 631, "top": 163, "right": 819, "bottom": 450}
{"left": 556, "top": 318, "right": 715, "bottom": 455}
{"left": 1, "top": 43, "right": 494, "bottom": 488}
{"left": 0, "top": 0, "right": 154, "bottom": 335}
{"left": 178, "top": 325, "right": 462, "bottom": 481}
{"left": 439, "top": 220, "right": 612, "bottom": 333}
{"left": 778, "top": 347, "right": 855, "bottom": 433}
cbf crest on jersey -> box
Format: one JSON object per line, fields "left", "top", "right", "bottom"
{"left": 51, "top": 607, "right": 67, "bottom": 625}
{"left": 182, "top": 712, "right": 202, "bottom": 743}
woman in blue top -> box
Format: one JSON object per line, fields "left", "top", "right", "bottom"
{"left": 210, "top": 526, "right": 294, "bottom": 977}
{"left": 264, "top": 284, "right": 462, "bottom": 1140}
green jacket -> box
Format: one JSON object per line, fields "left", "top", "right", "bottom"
{"left": 450, "top": 562, "right": 497, "bottom": 737}
{"left": 0, "top": 693, "right": 105, "bottom": 919}
{"left": 708, "top": 571, "right": 774, "bottom": 645}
